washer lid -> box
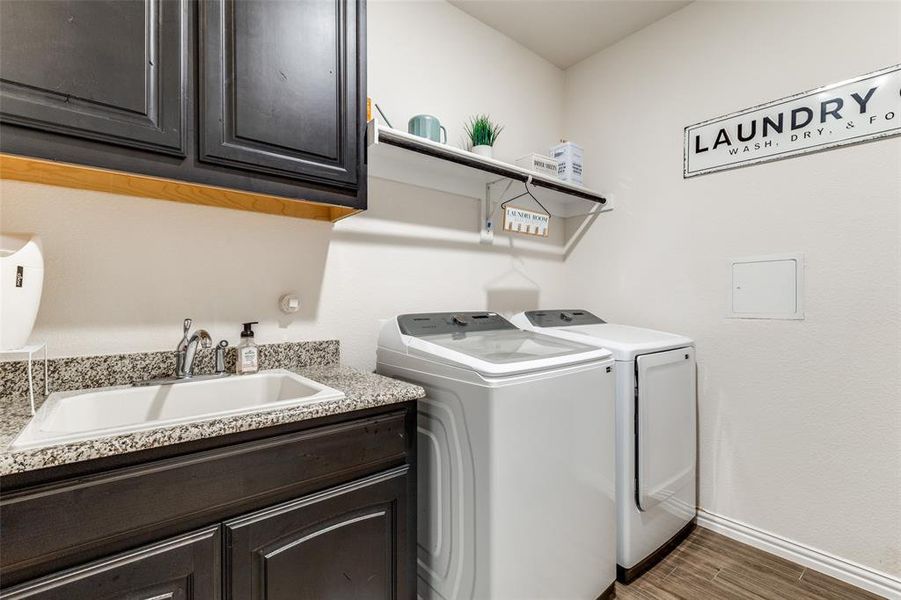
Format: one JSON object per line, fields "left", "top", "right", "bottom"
{"left": 396, "top": 312, "right": 612, "bottom": 376}
{"left": 513, "top": 310, "right": 693, "bottom": 361}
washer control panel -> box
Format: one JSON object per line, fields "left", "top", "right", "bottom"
{"left": 397, "top": 312, "right": 518, "bottom": 337}
{"left": 523, "top": 309, "right": 606, "bottom": 328}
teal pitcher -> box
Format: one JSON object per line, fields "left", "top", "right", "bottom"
{"left": 408, "top": 114, "right": 447, "bottom": 144}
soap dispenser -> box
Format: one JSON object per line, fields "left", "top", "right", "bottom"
{"left": 236, "top": 322, "right": 259, "bottom": 375}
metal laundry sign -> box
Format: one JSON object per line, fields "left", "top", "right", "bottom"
{"left": 684, "top": 64, "right": 901, "bottom": 177}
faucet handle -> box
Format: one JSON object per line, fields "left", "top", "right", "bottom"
{"left": 183, "top": 318, "right": 193, "bottom": 335}
{"left": 215, "top": 340, "right": 228, "bottom": 374}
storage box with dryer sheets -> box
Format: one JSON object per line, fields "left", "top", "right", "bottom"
{"left": 549, "top": 141, "right": 583, "bottom": 185}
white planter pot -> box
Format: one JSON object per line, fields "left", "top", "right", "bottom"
{"left": 471, "top": 145, "right": 493, "bottom": 158}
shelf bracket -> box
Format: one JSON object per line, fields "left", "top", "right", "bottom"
{"left": 480, "top": 178, "right": 513, "bottom": 244}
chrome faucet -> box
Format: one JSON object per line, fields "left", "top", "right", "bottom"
{"left": 133, "top": 319, "right": 228, "bottom": 387}
{"left": 176, "top": 318, "right": 212, "bottom": 379}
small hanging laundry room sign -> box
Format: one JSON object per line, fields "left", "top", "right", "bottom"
{"left": 504, "top": 206, "right": 550, "bottom": 237}
{"left": 684, "top": 64, "right": 901, "bottom": 177}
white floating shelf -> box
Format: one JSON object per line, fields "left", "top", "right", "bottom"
{"left": 366, "top": 120, "right": 610, "bottom": 219}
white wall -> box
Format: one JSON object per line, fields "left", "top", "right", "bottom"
{"left": 563, "top": 0, "right": 900, "bottom": 578}
{"left": 0, "top": 0, "right": 568, "bottom": 367}
{"left": 369, "top": 0, "right": 564, "bottom": 162}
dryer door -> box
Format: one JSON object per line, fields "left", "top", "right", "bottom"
{"left": 636, "top": 347, "right": 696, "bottom": 511}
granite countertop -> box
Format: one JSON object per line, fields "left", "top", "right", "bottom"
{"left": 0, "top": 364, "right": 425, "bottom": 477}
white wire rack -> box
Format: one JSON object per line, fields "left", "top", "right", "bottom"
{"left": 0, "top": 342, "right": 49, "bottom": 415}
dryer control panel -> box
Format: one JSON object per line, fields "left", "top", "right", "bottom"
{"left": 397, "top": 312, "right": 518, "bottom": 337}
{"left": 523, "top": 309, "right": 606, "bottom": 328}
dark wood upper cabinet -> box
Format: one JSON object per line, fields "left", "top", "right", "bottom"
{"left": 1, "top": 526, "right": 221, "bottom": 600}
{"left": 0, "top": 0, "right": 187, "bottom": 156}
{"left": 0, "top": 0, "right": 367, "bottom": 220}
{"left": 200, "top": 0, "right": 360, "bottom": 188}
{"left": 225, "top": 468, "right": 411, "bottom": 600}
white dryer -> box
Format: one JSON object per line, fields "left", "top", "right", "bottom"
{"left": 377, "top": 312, "right": 617, "bottom": 600}
{"left": 511, "top": 310, "right": 696, "bottom": 583}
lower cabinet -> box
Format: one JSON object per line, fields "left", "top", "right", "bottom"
{"left": 0, "top": 405, "right": 417, "bottom": 599}
{"left": 2, "top": 469, "right": 410, "bottom": 600}
{"left": 226, "top": 468, "right": 411, "bottom": 599}
{"left": 1, "top": 526, "right": 221, "bottom": 600}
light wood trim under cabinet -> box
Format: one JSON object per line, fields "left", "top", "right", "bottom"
{"left": 0, "top": 153, "right": 360, "bottom": 222}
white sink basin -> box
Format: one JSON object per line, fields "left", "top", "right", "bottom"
{"left": 10, "top": 369, "right": 344, "bottom": 450}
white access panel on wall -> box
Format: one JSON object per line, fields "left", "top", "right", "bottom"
{"left": 729, "top": 253, "right": 804, "bottom": 319}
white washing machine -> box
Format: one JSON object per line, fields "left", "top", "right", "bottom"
{"left": 511, "top": 310, "right": 697, "bottom": 583}
{"left": 377, "top": 312, "right": 617, "bottom": 600}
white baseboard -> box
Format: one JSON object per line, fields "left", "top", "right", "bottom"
{"left": 697, "top": 508, "right": 901, "bottom": 600}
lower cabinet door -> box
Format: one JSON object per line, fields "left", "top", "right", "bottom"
{"left": 225, "top": 467, "right": 411, "bottom": 600}
{"left": 0, "top": 526, "right": 220, "bottom": 600}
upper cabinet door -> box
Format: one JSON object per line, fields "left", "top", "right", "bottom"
{"left": 0, "top": 0, "right": 187, "bottom": 156}
{"left": 199, "top": 0, "right": 361, "bottom": 188}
